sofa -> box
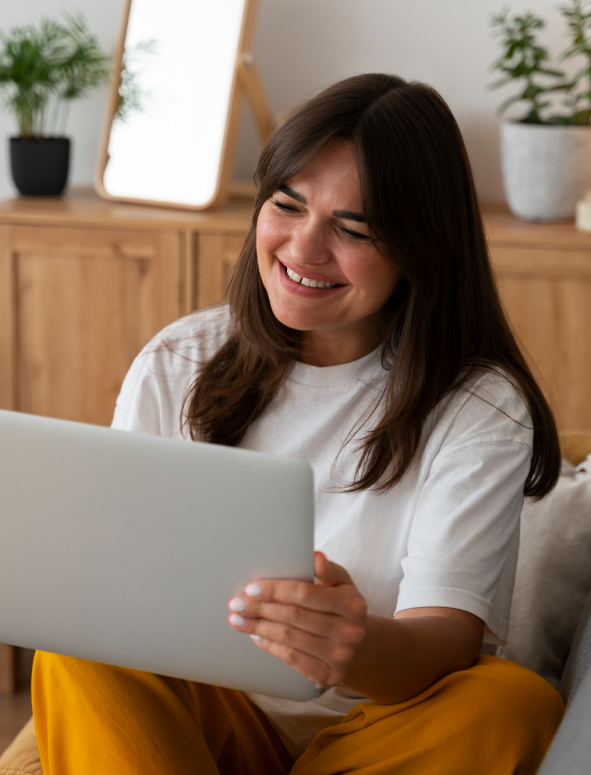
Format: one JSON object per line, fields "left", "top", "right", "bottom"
{"left": 1, "top": 431, "right": 591, "bottom": 774}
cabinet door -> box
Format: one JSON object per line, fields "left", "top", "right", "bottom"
{"left": 196, "top": 233, "right": 245, "bottom": 308}
{"left": 0, "top": 225, "right": 182, "bottom": 426}
{"left": 491, "top": 244, "right": 591, "bottom": 430}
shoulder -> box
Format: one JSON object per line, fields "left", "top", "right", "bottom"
{"left": 111, "top": 304, "right": 232, "bottom": 436}
{"left": 147, "top": 303, "right": 232, "bottom": 361}
{"left": 132, "top": 303, "right": 231, "bottom": 379}
{"left": 425, "top": 368, "right": 533, "bottom": 461}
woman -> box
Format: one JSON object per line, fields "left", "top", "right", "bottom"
{"left": 32, "top": 73, "right": 565, "bottom": 774}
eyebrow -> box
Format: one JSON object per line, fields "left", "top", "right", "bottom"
{"left": 332, "top": 209, "right": 367, "bottom": 223}
{"left": 279, "top": 184, "right": 306, "bottom": 204}
{"left": 278, "top": 184, "right": 367, "bottom": 224}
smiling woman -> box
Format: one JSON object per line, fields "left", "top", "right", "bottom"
{"left": 32, "top": 73, "right": 564, "bottom": 775}
{"left": 256, "top": 140, "right": 403, "bottom": 365}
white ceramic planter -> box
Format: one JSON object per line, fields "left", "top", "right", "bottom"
{"left": 501, "top": 122, "right": 591, "bottom": 221}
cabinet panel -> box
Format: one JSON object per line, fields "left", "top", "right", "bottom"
{"left": 196, "top": 233, "right": 244, "bottom": 308}
{"left": 3, "top": 226, "right": 181, "bottom": 426}
{"left": 492, "top": 245, "right": 591, "bottom": 429}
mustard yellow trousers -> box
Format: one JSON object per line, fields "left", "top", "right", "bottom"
{"left": 32, "top": 652, "right": 564, "bottom": 774}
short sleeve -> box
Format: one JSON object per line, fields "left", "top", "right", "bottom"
{"left": 395, "top": 375, "right": 533, "bottom": 644}
{"left": 111, "top": 344, "right": 195, "bottom": 438}
{"left": 110, "top": 306, "right": 231, "bottom": 438}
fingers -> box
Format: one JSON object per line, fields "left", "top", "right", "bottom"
{"left": 245, "top": 626, "right": 358, "bottom": 688}
{"left": 228, "top": 592, "right": 364, "bottom": 687}
{"left": 229, "top": 596, "right": 350, "bottom": 639}
{"left": 231, "top": 609, "right": 362, "bottom": 662}
{"left": 226, "top": 562, "right": 368, "bottom": 687}
{"left": 233, "top": 576, "right": 356, "bottom": 617}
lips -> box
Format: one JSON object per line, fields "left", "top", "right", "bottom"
{"left": 279, "top": 260, "right": 343, "bottom": 287}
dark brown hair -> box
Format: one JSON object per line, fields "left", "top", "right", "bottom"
{"left": 184, "top": 73, "right": 560, "bottom": 499}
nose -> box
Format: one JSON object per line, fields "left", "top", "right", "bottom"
{"left": 286, "top": 219, "right": 332, "bottom": 266}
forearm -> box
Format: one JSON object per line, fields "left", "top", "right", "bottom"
{"left": 343, "top": 610, "right": 484, "bottom": 705}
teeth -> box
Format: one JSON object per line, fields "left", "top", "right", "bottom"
{"left": 285, "top": 267, "right": 336, "bottom": 288}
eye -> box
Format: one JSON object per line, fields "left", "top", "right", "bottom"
{"left": 271, "top": 199, "right": 299, "bottom": 213}
{"left": 340, "top": 225, "right": 370, "bottom": 242}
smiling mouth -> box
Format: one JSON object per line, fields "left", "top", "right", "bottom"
{"left": 284, "top": 265, "right": 342, "bottom": 289}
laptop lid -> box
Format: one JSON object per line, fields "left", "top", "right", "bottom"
{"left": 0, "top": 409, "right": 316, "bottom": 701}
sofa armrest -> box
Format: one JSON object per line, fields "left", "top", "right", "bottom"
{"left": 0, "top": 716, "right": 41, "bottom": 775}
{"left": 537, "top": 664, "right": 591, "bottom": 775}
{"left": 561, "top": 587, "right": 591, "bottom": 704}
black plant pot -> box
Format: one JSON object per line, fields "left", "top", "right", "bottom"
{"left": 10, "top": 137, "right": 71, "bottom": 196}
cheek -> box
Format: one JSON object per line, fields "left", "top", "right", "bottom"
{"left": 345, "top": 253, "right": 401, "bottom": 298}
{"left": 351, "top": 259, "right": 403, "bottom": 313}
{"left": 256, "top": 212, "right": 288, "bottom": 260}
{"left": 255, "top": 216, "right": 275, "bottom": 286}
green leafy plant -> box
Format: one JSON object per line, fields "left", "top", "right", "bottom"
{"left": 0, "top": 13, "right": 111, "bottom": 138}
{"left": 490, "top": 0, "right": 591, "bottom": 124}
{"left": 490, "top": 9, "right": 565, "bottom": 123}
{"left": 559, "top": 0, "right": 591, "bottom": 123}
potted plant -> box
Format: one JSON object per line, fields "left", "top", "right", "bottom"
{"left": 490, "top": 1, "right": 591, "bottom": 221}
{"left": 0, "top": 14, "right": 111, "bottom": 196}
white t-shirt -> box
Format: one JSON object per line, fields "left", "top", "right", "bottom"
{"left": 112, "top": 304, "right": 533, "bottom": 759}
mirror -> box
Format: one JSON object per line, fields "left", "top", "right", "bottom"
{"left": 95, "top": 0, "right": 273, "bottom": 210}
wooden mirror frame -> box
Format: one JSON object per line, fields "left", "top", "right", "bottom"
{"left": 94, "top": 0, "right": 274, "bottom": 210}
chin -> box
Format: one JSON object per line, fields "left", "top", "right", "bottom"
{"left": 265, "top": 300, "right": 309, "bottom": 332}
{"left": 269, "top": 309, "right": 308, "bottom": 332}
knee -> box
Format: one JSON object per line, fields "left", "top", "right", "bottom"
{"left": 452, "top": 657, "right": 565, "bottom": 753}
{"left": 471, "top": 656, "right": 564, "bottom": 723}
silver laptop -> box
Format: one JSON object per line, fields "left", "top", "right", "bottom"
{"left": 0, "top": 409, "right": 317, "bottom": 701}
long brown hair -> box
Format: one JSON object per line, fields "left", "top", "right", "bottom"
{"left": 184, "top": 73, "right": 560, "bottom": 499}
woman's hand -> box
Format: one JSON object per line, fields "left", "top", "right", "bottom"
{"left": 227, "top": 551, "right": 368, "bottom": 688}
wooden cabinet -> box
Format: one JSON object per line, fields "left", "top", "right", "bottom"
{"left": 0, "top": 189, "right": 250, "bottom": 427}
{"left": 0, "top": 225, "right": 181, "bottom": 425}
{"left": 485, "top": 206, "right": 591, "bottom": 430}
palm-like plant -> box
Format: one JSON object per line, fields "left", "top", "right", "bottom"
{"left": 0, "top": 13, "right": 111, "bottom": 138}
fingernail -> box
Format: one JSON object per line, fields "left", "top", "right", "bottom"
{"left": 250, "top": 634, "right": 261, "bottom": 642}
{"left": 245, "top": 583, "right": 262, "bottom": 597}
{"left": 229, "top": 613, "right": 247, "bottom": 627}
{"left": 229, "top": 598, "right": 247, "bottom": 613}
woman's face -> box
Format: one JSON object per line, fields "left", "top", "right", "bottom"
{"left": 256, "top": 139, "right": 403, "bottom": 366}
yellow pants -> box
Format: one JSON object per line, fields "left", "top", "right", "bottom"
{"left": 32, "top": 652, "right": 564, "bottom": 774}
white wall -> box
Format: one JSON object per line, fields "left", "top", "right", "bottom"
{"left": 0, "top": 0, "right": 574, "bottom": 204}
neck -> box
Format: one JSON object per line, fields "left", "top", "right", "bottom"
{"left": 300, "top": 325, "right": 385, "bottom": 367}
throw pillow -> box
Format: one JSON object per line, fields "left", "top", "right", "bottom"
{"left": 496, "top": 458, "right": 591, "bottom": 689}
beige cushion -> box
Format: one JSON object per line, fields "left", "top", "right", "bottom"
{"left": 0, "top": 716, "right": 41, "bottom": 774}
{"left": 497, "top": 454, "right": 591, "bottom": 688}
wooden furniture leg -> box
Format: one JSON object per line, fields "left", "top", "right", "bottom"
{"left": 0, "top": 645, "right": 16, "bottom": 694}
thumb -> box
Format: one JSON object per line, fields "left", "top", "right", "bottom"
{"left": 314, "top": 551, "right": 353, "bottom": 587}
